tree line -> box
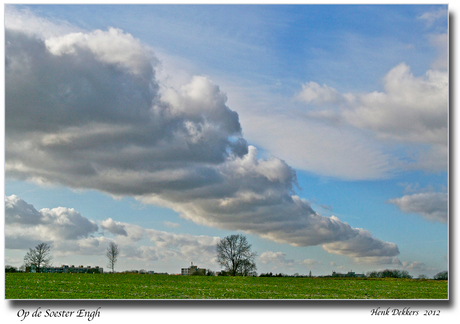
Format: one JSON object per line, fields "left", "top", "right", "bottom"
{"left": 365, "top": 269, "right": 448, "bottom": 280}
{"left": 366, "top": 269, "right": 412, "bottom": 279}
{"left": 9, "top": 237, "right": 448, "bottom": 281}
{"left": 16, "top": 242, "right": 120, "bottom": 274}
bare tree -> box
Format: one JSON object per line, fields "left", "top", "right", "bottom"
{"left": 240, "top": 259, "right": 258, "bottom": 277}
{"left": 106, "top": 242, "right": 120, "bottom": 273}
{"left": 216, "top": 234, "right": 257, "bottom": 276}
{"left": 23, "top": 243, "right": 52, "bottom": 273}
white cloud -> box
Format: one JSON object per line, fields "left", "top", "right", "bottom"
{"left": 138, "top": 156, "right": 399, "bottom": 259}
{"left": 101, "top": 218, "right": 128, "bottom": 236}
{"left": 387, "top": 192, "right": 448, "bottom": 223}
{"left": 301, "top": 259, "right": 320, "bottom": 267}
{"left": 5, "top": 194, "right": 43, "bottom": 225}
{"left": 428, "top": 33, "right": 448, "bottom": 70}
{"left": 402, "top": 261, "right": 428, "bottom": 271}
{"left": 4, "top": 5, "right": 81, "bottom": 39}
{"left": 259, "top": 251, "right": 321, "bottom": 269}
{"left": 98, "top": 219, "right": 221, "bottom": 266}
{"left": 322, "top": 228, "right": 400, "bottom": 261}
{"left": 418, "top": 8, "right": 448, "bottom": 28}
{"left": 297, "top": 62, "right": 447, "bottom": 174}
{"left": 52, "top": 236, "right": 111, "bottom": 258}
{"left": 99, "top": 220, "right": 221, "bottom": 265}
{"left": 5, "top": 195, "right": 220, "bottom": 267}
{"left": 352, "top": 256, "right": 402, "bottom": 265}
{"left": 402, "top": 144, "right": 448, "bottom": 173}
{"left": 240, "top": 113, "right": 394, "bottom": 180}
{"left": 45, "top": 28, "right": 156, "bottom": 79}
{"left": 300, "top": 63, "right": 447, "bottom": 146}
{"left": 163, "top": 221, "right": 180, "bottom": 228}
{"left": 5, "top": 195, "right": 99, "bottom": 249}
{"left": 6, "top": 27, "right": 246, "bottom": 194}
{"left": 295, "top": 82, "right": 351, "bottom": 105}
{"left": 259, "top": 251, "right": 294, "bottom": 265}
{"left": 220, "top": 76, "right": 396, "bottom": 181}
{"left": 346, "top": 63, "right": 447, "bottom": 145}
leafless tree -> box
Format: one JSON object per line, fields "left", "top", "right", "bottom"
{"left": 216, "top": 234, "right": 257, "bottom": 276}
{"left": 106, "top": 242, "right": 120, "bottom": 273}
{"left": 23, "top": 243, "right": 52, "bottom": 273}
{"left": 240, "top": 259, "right": 258, "bottom": 276}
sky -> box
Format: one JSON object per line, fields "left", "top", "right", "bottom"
{"left": 3, "top": 3, "right": 448, "bottom": 278}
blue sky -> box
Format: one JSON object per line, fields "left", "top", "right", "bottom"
{"left": 3, "top": 4, "right": 448, "bottom": 277}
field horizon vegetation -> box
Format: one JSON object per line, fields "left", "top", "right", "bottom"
{"left": 5, "top": 273, "right": 448, "bottom": 299}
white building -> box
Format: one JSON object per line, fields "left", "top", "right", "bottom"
{"left": 181, "top": 262, "right": 206, "bottom": 276}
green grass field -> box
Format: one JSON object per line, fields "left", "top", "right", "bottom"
{"left": 5, "top": 273, "right": 448, "bottom": 299}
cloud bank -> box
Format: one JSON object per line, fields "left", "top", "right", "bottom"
{"left": 5, "top": 195, "right": 220, "bottom": 265}
{"left": 5, "top": 11, "right": 399, "bottom": 261}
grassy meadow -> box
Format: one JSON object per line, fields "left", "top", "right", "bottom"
{"left": 5, "top": 273, "right": 448, "bottom": 299}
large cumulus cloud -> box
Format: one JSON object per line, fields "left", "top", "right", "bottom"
{"left": 5, "top": 20, "right": 399, "bottom": 261}
{"left": 6, "top": 28, "right": 246, "bottom": 195}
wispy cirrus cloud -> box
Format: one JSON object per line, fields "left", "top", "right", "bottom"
{"left": 293, "top": 7, "right": 448, "bottom": 176}
{"left": 239, "top": 111, "right": 394, "bottom": 180}
{"left": 418, "top": 7, "right": 448, "bottom": 28}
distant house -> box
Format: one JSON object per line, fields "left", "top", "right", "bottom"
{"left": 181, "top": 262, "right": 206, "bottom": 276}
{"left": 26, "top": 264, "right": 103, "bottom": 274}
{"left": 62, "top": 265, "right": 103, "bottom": 274}
{"left": 122, "top": 270, "right": 139, "bottom": 274}
{"left": 332, "top": 271, "right": 364, "bottom": 278}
